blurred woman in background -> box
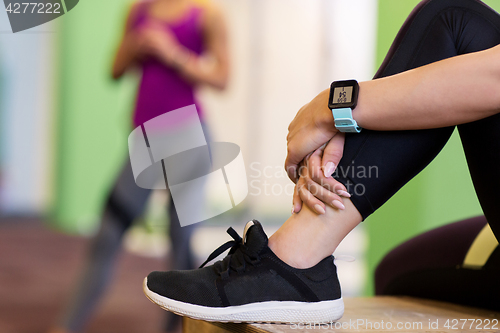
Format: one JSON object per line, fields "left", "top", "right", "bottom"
{"left": 49, "top": 0, "right": 229, "bottom": 332}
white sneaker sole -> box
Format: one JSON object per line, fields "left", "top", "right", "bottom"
{"left": 143, "top": 277, "right": 344, "bottom": 324}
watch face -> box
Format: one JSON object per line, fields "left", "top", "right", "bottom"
{"left": 328, "top": 80, "right": 359, "bottom": 109}
{"left": 332, "top": 86, "right": 353, "bottom": 104}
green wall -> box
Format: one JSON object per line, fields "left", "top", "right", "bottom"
{"left": 367, "top": 0, "right": 500, "bottom": 295}
{"left": 52, "top": 0, "right": 136, "bottom": 233}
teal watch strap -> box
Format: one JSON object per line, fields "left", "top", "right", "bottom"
{"left": 332, "top": 108, "right": 361, "bottom": 133}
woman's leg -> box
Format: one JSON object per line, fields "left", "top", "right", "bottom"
{"left": 340, "top": 0, "right": 500, "bottom": 222}
{"left": 57, "top": 160, "right": 151, "bottom": 333}
{"left": 458, "top": 115, "right": 500, "bottom": 237}
{"left": 168, "top": 199, "right": 196, "bottom": 270}
{"left": 270, "top": 0, "right": 500, "bottom": 267}
{"left": 162, "top": 120, "right": 211, "bottom": 331}
{"left": 163, "top": 198, "right": 197, "bottom": 332}
{"left": 166, "top": 120, "right": 210, "bottom": 272}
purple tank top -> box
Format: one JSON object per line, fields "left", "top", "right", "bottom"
{"left": 132, "top": 2, "right": 204, "bottom": 126}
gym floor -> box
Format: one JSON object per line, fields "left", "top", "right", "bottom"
{"left": 0, "top": 218, "right": 167, "bottom": 333}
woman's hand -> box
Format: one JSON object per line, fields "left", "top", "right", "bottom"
{"left": 292, "top": 140, "right": 351, "bottom": 215}
{"left": 285, "top": 88, "right": 343, "bottom": 183}
{"left": 140, "top": 21, "right": 188, "bottom": 67}
{"left": 111, "top": 4, "right": 155, "bottom": 79}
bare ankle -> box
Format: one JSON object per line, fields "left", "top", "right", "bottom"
{"left": 266, "top": 200, "right": 362, "bottom": 269}
{"left": 268, "top": 233, "right": 322, "bottom": 269}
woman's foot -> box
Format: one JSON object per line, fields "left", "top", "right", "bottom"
{"left": 143, "top": 220, "right": 344, "bottom": 323}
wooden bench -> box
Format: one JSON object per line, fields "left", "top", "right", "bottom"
{"left": 183, "top": 297, "right": 500, "bottom": 332}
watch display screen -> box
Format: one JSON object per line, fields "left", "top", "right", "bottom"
{"left": 332, "top": 86, "right": 353, "bottom": 104}
{"left": 328, "top": 80, "right": 359, "bottom": 110}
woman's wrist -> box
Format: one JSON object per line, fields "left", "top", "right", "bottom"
{"left": 353, "top": 81, "right": 369, "bottom": 129}
{"left": 166, "top": 45, "right": 194, "bottom": 71}
{"left": 317, "top": 88, "right": 337, "bottom": 133}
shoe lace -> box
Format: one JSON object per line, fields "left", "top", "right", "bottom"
{"left": 199, "top": 227, "right": 261, "bottom": 279}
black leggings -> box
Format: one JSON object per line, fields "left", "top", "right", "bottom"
{"left": 334, "top": 0, "right": 500, "bottom": 240}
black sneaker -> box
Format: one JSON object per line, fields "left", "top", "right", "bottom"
{"left": 143, "top": 220, "right": 344, "bottom": 323}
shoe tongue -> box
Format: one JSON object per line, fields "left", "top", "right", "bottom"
{"left": 242, "top": 220, "right": 268, "bottom": 253}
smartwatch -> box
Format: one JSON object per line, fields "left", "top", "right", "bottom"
{"left": 328, "top": 80, "right": 361, "bottom": 133}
